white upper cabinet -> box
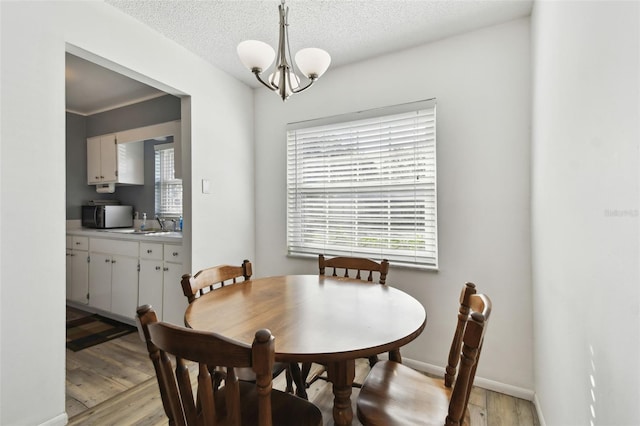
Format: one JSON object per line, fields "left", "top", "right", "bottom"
{"left": 87, "top": 134, "right": 144, "bottom": 185}
{"left": 87, "top": 135, "right": 112, "bottom": 184}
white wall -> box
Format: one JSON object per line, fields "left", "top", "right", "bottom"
{"left": 254, "top": 18, "right": 533, "bottom": 393}
{"left": 532, "top": 2, "right": 640, "bottom": 425}
{"left": 0, "top": 2, "right": 254, "bottom": 425}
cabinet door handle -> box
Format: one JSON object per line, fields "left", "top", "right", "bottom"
{"left": 155, "top": 266, "right": 161, "bottom": 271}
{"left": 147, "top": 249, "right": 153, "bottom": 254}
{"left": 111, "top": 259, "right": 116, "bottom": 264}
{"left": 163, "top": 267, "right": 169, "bottom": 271}
{"left": 75, "top": 242, "right": 81, "bottom": 245}
{"left": 172, "top": 252, "right": 179, "bottom": 257}
{"left": 105, "top": 258, "right": 110, "bottom": 263}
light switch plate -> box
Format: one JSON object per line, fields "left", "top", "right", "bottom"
{"left": 202, "top": 179, "right": 211, "bottom": 194}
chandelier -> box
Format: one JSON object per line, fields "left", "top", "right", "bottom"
{"left": 237, "top": 0, "right": 331, "bottom": 101}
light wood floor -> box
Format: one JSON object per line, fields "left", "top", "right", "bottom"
{"left": 66, "top": 332, "right": 539, "bottom": 425}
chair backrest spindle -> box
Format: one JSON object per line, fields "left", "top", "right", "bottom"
{"left": 444, "top": 282, "right": 476, "bottom": 387}
{"left": 319, "top": 254, "right": 389, "bottom": 285}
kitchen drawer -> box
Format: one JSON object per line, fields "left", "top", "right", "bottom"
{"left": 90, "top": 238, "right": 138, "bottom": 257}
{"left": 164, "top": 244, "right": 183, "bottom": 263}
{"left": 71, "top": 236, "right": 89, "bottom": 251}
{"left": 140, "top": 242, "right": 163, "bottom": 260}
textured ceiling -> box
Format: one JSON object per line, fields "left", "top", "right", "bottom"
{"left": 106, "top": 0, "right": 533, "bottom": 88}
{"left": 67, "top": 0, "right": 533, "bottom": 114}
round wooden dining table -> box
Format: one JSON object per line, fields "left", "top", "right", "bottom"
{"left": 184, "top": 274, "right": 427, "bottom": 426}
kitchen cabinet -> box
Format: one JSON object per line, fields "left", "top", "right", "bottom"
{"left": 163, "top": 244, "right": 186, "bottom": 325}
{"left": 138, "top": 242, "right": 164, "bottom": 319}
{"left": 89, "top": 238, "right": 139, "bottom": 319}
{"left": 138, "top": 242, "right": 185, "bottom": 324}
{"left": 87, "top": 134, "right": 144, "bottom": 185}
{"left": 66, "top": 236, "right": 89, "bottom": 304}
{"left": 67, "top": 230, "right": 185, "bottom": 324}
{"left": 110, "top": 255, "right": 140, "bottom": 318}
{"left": 89, "top": 253, "right": 114, "bottom": 311}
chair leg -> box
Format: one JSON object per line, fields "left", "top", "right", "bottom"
{"left": 302, "top": 362, "right": 328, "bottom": 387}
{"left": 301, "top": 362, "right": 312, "bottom": 387}
{"left": 368, "top": 355, "right": 379, "bottom": 368}
{"left": 285, "top": 366, "right": 294, "bottom": 394}
{"left": 288, "top": 362, "right": 308, "bottom": 399}
{"left": 210, "top": 367, "right": 225, "bottom": 391}
{"left": 388, "top": 349, "right": 402, "bottom": 363}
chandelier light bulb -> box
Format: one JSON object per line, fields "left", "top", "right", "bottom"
{"left": 295, "top": 48, "right": 331, "bottom": 79}
{"left": 237, "top": 40, "right": 275, "bottom": 73}
{"left": 269, "top": 70, "right": 301, "bottom": 90}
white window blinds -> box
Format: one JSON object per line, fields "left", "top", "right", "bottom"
{"left": 286, "top": 99, "right": 437, "bottom": 269}
{"left": 154, "top": 144, "right": 183, "bottom": 217}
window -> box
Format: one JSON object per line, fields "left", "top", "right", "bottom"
{"left": 154, "top": 143, "right": 182, "bottom": 217}
{"left": 286, "top": 99, "right": 437, "bottom": 269}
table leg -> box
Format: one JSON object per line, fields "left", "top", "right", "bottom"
{"left": 326, "top": 360, "right": 356, "bottom": 426}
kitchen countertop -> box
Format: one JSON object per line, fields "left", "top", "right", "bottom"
{"left": 67, "top": 227, "right": 183, "bottom": 244}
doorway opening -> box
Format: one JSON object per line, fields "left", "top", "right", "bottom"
{"left": 64, "top": 44, "right": 192, "bottom": 419}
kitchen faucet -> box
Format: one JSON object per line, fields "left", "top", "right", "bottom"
{"left": 156, "top": 215, "right": 166, "bottom": 231}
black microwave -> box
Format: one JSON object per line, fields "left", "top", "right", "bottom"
{"left": 81, "top": 205, "right": 133, "bottom": 229}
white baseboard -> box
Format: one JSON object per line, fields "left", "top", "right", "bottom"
{"left": 38, "top": 412, "right": 68, "bottom": 426}
{"left": 401, "top": 357, "right": 535, "bottom": 401}
{"left": 66, "top": 300, "right": 136, "bottom": 326}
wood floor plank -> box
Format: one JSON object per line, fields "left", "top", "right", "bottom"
{"left": 65, "top": 395, "right": 88, "bottom": 419}
{"left": 108, "top": 332, "right": 151, "bottom": 355}
{"left": 469, "top": 403, "right": 489, "bottom": 426}
{"left": 66, "top": 368, "right": 129, "bottom": 408}
{"left": 65, "top": 353, "right": 84, "bottom": 371}
{"left": 67, "top": 340, "right": 153, "bottom": 388}
{"left": 89, "top": 339, "right": 154, "bottom": 375}
{"left": 486, "top": 390, "right": 520, "bottom": 426}
{"left": 67, "top": 378, "right": 165, "bottom": 426}
{"left": 516, "top": 396, "right": 539, "bottom": 426}
{"left": 469, "top": 385, "right": 487, "bottom": 407}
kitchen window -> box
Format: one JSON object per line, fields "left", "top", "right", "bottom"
{"left": 155, "top": 143, "right": 182, "bottom": 217}
{"left": 286, "top": 99, "right": 437, "bottom": 269}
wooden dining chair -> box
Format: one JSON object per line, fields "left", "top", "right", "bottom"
{"left": 321, "top": 254, "right": 391, "bottom": 369}
{"left": 180, "top": 260, "right": 307, "bottom": 399}
{"left": 300, "top": 254, "right": 391, "bottom": 388}
{"left": 356, "top": 282, "right": 492, "bottom": 426}
{"left": 319, "top": 254, "right": 390, "bottom": 285}
{"left": 180, "top": 259, "right": 253, "bottom": 304}
{"left": 136, "top": 305, "right": 323, "bottom": 426}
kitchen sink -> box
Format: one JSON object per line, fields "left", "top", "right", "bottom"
{"left": 98, "top": 228, "right": 181, "bottom": 237}
{"left": 144, "top": 231, "right": 182, "bottom": 238}
{"left": 98, "top": 228, "right": 152, "bottom": 234}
